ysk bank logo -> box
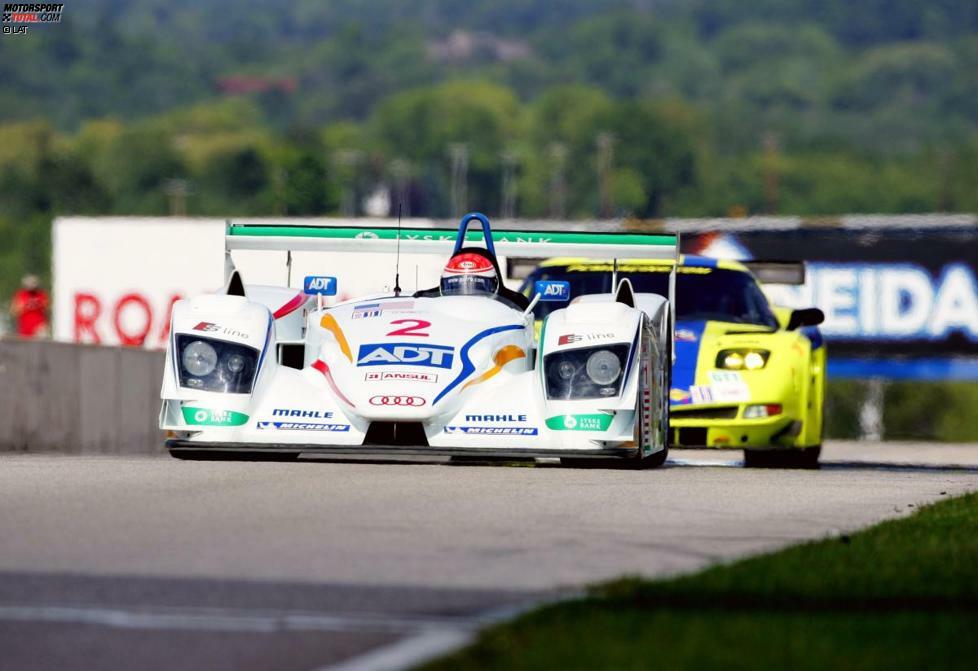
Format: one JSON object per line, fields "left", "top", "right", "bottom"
{"left": 181, "top": 407, "right": 248, "bottom": 427}
{"left": 357, "top": 342, "right": 455, "bottom": 369}
{"left": 545, "top": 413, "right": 614, "bottom": 432}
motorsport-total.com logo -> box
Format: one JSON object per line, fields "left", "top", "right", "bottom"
{"left": 2, "top": 3, "right": 63, "bottom": 35}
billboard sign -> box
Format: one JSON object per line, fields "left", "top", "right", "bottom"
{"left": 682, "top": 221, "right": 978, "bottom": 380}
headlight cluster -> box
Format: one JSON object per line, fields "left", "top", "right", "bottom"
{"left": 544, "top": 344, "right": 630, "bottom": 400}
{"left": 176, "top": 335, "right": 259, "bottom": 394}
{"left": 716, "top": 349, "right": 770, "bottom": 370}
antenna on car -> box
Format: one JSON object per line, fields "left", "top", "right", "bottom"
{"left": 393, "top": 203, "right": 402, "bottom": 296}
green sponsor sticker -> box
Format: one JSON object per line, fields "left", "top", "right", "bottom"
{"left": 545, "top": 414, "right": 614, "bottom": 431}
{"left": 181, "top": 407, "right": 249, "bottom": 427}
{"left": 229, "top": 226, "right": 676, "bottom": 248}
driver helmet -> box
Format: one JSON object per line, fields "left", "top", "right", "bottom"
{"left": 440, "top": 252, "right": 499, "bottom": 296}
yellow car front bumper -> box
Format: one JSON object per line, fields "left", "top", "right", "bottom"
{"left": 669, "top": 404, "right": 802, "bottom": 449}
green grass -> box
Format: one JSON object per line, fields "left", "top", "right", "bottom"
{"left": 421, "top": 492, "right": 978, "bottom": 670}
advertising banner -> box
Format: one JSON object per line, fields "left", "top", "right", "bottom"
{"left": 681, "top": 217, "right": 978, "bottom": 380}
{"left": 52, "top": 217, "right": 460, "bottom": 348}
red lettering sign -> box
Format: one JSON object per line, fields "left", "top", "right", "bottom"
{"left": 73, "top": 293, "right": 102, "bottom": 344}
{"left": 113, "top": 293, "right": 152, "bottom": 346}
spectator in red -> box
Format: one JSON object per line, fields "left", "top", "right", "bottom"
{"left": 10, "top": 274, "right": 50, "bottom": 338}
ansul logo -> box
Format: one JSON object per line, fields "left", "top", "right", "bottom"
{"left": 369, "top": 395, "right": 426, "bottom": 407}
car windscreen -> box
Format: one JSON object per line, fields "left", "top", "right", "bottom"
{"left": 522, "top": 264, "right": 779, "bottom": 328}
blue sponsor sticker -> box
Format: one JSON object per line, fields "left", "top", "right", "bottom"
{"left": 257, "top": 421, "right": 350, "bottom": 432}
{"left": 303, "top": 275, "right": 338, "bottom": 296}
{"left": 357, "top": 343, "right": 455, "bottom": 369}
{"left": 535, "top": 280, "right": 570, "bottom": 302}
{"left": 445, "top": 426, "right": 538, "bottom": 436}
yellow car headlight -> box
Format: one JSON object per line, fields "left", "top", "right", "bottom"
{"left": 716, "top": 349, "right": 770, "bottom": 370}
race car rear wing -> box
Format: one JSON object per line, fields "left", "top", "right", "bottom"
{"left": 224, "top": 212, "right": 680, "bottom": 362}
{"left": 224, "top": 218, "right": 679, "bottom": 261}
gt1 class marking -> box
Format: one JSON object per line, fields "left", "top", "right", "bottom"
{"left": 357, "top": 343, "right": 455, "bottom": 369}
{"left": 445, "top": 426, "right": 539, "bottom": 435}
{"left": 369, "top": 395, "right": 426, "bottom": 407}
{"left": 365, "top": 371, "right": 439, "bottom": 383}
{"left": 386, "top": 319, "right": 431, "bottom": 337}
{"left": 257, "top": 421, "right": 350, "bottom": 432}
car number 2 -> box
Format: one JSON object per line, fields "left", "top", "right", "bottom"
{"left": 386, "top": 319, "right": 431, "bottom": 337}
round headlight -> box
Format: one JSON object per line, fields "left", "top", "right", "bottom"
{"left": 182, "top": 340, "right": 218, "bottom": 377}
{"left": 585, "top": 350, "right": 621, "bottom": 385}
{"left": 744, "top": 351, "right": 766, "bottom": 370}
{"left": 226, "top": 353, "right": 247, "bottom": 374}
{"left": 723, "top": 352, "right": 744, "bottom": 369}
{"left": 557, "top": 361, "right": 577, "bottom": 380}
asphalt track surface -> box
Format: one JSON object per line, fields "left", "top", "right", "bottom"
{"left": 1, "top": 442, "right": 976, "bottom": 671}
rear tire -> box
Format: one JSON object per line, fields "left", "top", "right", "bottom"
{"left": 743, "top": 444, "right": 820, "bottom": 469}
{"left": 169, "top": 450, "right": 300, "bottom": 462}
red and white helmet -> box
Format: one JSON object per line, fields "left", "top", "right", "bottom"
{"left": 440, "top": 252, "right": 499, "bottom": 296}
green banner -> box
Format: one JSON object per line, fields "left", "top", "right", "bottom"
{"left": 182, "top": 407, "right": 249, "bottom": 427}
{"left": 228, "top": 226, "right": 676, "bottom": 248}
{"left": 545, "top": 414, "right": 614, "bottom": 431}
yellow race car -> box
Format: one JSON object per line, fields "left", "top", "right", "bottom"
{"left": 521, "top": 256, "right": 826, "bottom": 467}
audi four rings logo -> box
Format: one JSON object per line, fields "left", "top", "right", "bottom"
{"left": 369, "top": 395, "right": 427, "bottom": 407}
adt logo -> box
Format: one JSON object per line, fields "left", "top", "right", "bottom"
{"left": 535, "top": 280, "right": 570, "bottom": 302}
{"left": 304, "top": 275, "right": 337, "bottom": 296}
{"left": 357, "top": 343, "right": 455, "bottom": 369}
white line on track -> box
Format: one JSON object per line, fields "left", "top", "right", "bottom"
{"left": 0, "top": 603, "right": 477, "bottom": 635}
{"left": 312, "top": 596, "right": 572, "bottom": 671}
{"left": 315, "top": 629, "right": 474, "bottom": 671}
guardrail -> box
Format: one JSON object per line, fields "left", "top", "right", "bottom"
{"left": 0, "top": 339, "right": 164, "bottom": 454}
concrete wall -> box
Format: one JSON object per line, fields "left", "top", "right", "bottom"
{"left": 0, "top": 339, "right": 164, "bottom": 454}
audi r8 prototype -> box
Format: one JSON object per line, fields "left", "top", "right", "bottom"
{"left": 160, "top": 214, "right": 678, "bottom": 467}
{"left": 522, "top": 257, "right": 826, "bottom": 467}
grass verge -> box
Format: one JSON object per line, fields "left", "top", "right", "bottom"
{"left": 421, "top": 491, "right": 978, "bottom": 670}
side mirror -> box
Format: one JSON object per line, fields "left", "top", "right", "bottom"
{"left": 535, "top": 280, "right": 570, "bottom": 302}
{"left": 304, "top": 275, "right": 338, "bottom": 296}
{"left": 787, "top": 307, "right": 824, "bottom": 331}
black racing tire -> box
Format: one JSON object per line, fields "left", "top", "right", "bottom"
{"left": 169, "top": 449, "right": 300, "bottom": 462}
{"left": 743, "top": 444, "right": 821, "bottom": 469}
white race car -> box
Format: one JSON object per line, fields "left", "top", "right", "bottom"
{"left": 160, "top": 213, "right": 677, "bottom": 467}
